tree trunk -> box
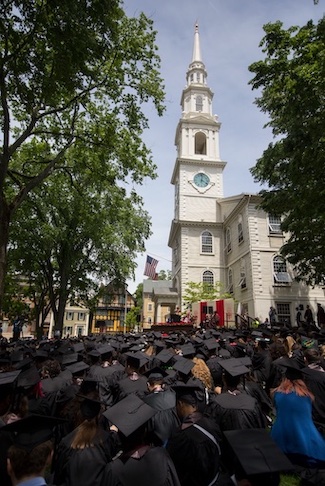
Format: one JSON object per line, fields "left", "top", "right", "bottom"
{"left": 0, "top": 196, "right": 10, "bottom": 313}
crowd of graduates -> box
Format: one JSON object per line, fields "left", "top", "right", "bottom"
{"left": 0, "top": 320, "right": 325, "bottom": 486}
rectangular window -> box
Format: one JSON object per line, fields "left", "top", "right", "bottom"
{"left": 66, "top": 312, "right": 74, "bottom": 321}
{"left": 268, "top": 215, "right": 282, "bottom": 234}
{"left": 78, "top": 312, "right": 85, "bottom": 321}
{"left": 148, "top": 303, "right": 153, "bottom": 312}
{"left": 276, "top": 303, "right": 291, "bottom": 326}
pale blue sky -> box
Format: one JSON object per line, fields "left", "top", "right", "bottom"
{"left": 124, "top": 0, "right": 323, "bottom": 293}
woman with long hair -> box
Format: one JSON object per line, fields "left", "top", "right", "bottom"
{"left": 53, "top": 393, "right": 119, "bottom": 486}
{"left": 270, "top": 358, "right": 325, "bottom": 468}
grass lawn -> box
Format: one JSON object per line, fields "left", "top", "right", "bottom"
{"left": 280, "top": 473, "right": 301, "bottom": 485}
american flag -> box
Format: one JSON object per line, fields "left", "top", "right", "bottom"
{"left": 144, "top": 255, "right": 158, "bottom": 279}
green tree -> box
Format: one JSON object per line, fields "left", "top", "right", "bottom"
{"left": 8, "top": 168, "right": 151, "bottom": 333}
{"left": 0, "top": 1, "right": 165, "bottom": 311}
{"left": 158, "top": 269, "right": 172, "bottom": 280}
{"left": 125, "top": 282, "right": 143, "bottom": 330}
{"left": 249, "top": 17, "right": 325, "bottom": 285}
{"left": 182, "top": 281, "right": 229, "bottom": 309}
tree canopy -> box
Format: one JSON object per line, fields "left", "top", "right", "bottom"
{"left": 249, "top": 16, "right": 325, "bottom": 286}
{"left": 182, "top": 281, "right": 229, "bottom": 309}
{"left": 0, "top": 0, "right": 165, "bottom": 311}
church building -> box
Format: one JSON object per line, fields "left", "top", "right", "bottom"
{"left": 163, "top": 25, "right": 324, "bottom": 326}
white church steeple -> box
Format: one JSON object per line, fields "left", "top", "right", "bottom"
{"left": 186, "top": 23, "right": 207, "bottom": 87}
{"left": 169, "top": 23, "right": 227, "bottom": 314}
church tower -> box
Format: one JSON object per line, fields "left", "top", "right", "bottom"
{"left": 168, "top": 24, "right": 227, "bottom": 310}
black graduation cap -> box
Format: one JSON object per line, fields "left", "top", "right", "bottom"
{"left": 155, "top": 348, "right": 174, "bottom": 364}
{"left": 129, "top": 344, "right": 145, "bottom": 352}
{"left": 17, "top": 365, "right": 40, "bottom": 388}
{"left": 172, "top": 383, "right": 203, "bottom": 405}
{"left": 237, "top": 356, "right": 252, "bottom": 367}
{"left": 10, "top": 351, "right": 24, "bottom": 363}
{"left": 97, "top": 344, "right": 114, "bottom": 356}
{"left": 66, "top": 361, "right": 89, "bottom": 375}
{"left": 87, "top": 349, "right": 101, "bottom": 358}
{"left": 143, "top": 367, "right": 168, "bottom": 381}
{"left": 173, "top": 357, "right": 195, "bottom": 376}
{"left": 279, "top": 357, "right": 303, "bottom": 380}
{"left": 219, "top": 358, "right": 250, "bottom": 377}
{"left": 0, "top": 370, "right": 21, "bottom": 388}
{"left": 224, "top": 428, "right": 294, "bottom": 477}
{"left": 60, "top": 352, "right": 79, "bottom": 365}
{"left": 218, "top": 348, "right": 231, "bottom": 358}
{"left": 78, "top": 395, "right": 102, "bottom": 420}
{"left": 13, "top": 357, "right": 33, "bottom": 370}
{"left": 72, "top": 343, "right": 85, "bottom": 353}
{"left": 125, "top": 352, "right": 149, "bottom": 370}
{"left": 153, "top": 340, "right": 165, "bottom": 350}
{"left": 103, "top": 394, "right": 157, "bottom": 437}
{"left": 2, "top": 414, "right": 65, "bottom": 451}
{"left": 56, "top": 385, "right": 77, "bottom": 404}
{"left": 108, "top": 340, "right": 120, "bottom": 350}
{"left": 251, "top": 331, "right": 264, "bottom": 339}
{"left": 204, "top": 338, "right": 220, "bottom": 351}
{"left": 178, "top": 343, "right": 196, "bottom": 357}
{"left": 33, "top": 349, "right": 49, "bottom": 359}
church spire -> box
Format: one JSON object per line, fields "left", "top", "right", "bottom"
{"left": 192, "top": 23, "right": 202, "bottom": 63}
{"left": 186, "top": 23, "right": 207, "bottom": 87}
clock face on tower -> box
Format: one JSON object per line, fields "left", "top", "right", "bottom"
{"left": 193, "top": 172, "right": 210, "bottom": 188}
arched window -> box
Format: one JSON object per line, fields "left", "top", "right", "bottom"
{"left": 238, "top": 216, "right": 243, "bottom": 243}
{"left": 228, "top": 269, "right": 233, "bottom": 293}
{"left": 203, "top": 270, "right": 214, "bottom": 286}
{"left": 196, "top": 95, "right": 203, "bottom": 111}
{"left": 273, "top": 256, "right": 291, "bottom": 284}
{"left": 195, "top": 132, "right": 207, "bottom": 155}
{"left": 225, "top": 228, "right": 231, "bottom": 253}
{"left": 201, "top": 231, "right": 213, "bottom": 253}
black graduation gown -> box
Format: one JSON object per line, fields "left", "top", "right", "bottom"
{"left": 167, "top": 412, "right": 221, "bottom": 486}
{"left": 252, "top": 349, "right": 272, "bottom": 383}
{"left": 239, "top": 380, "right": 273, "bottom": 416}
{"left": 206, "top": 356, "right": 223, "bottom": 387}
{"left": 54, "top": 427, "right": 117, "bottom": 486}
{"left": 88, "top": 363, "right": 125, "bottom": 407}
{"left": 207, "top": 392, "right": 267, "bottom": 432}
{"left": 302, "top": 366, "right": 325, "bottom": 433}
{"left": 142, "top": 389, "right": 180, "bottom": 443}
{"left": 113, "top": 375, "right": 148, "bottom": 404}
{"left": 103, "top": 445, "right": 181, "bottom": 486}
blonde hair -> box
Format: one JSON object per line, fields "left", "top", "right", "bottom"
{"left": 191, "top": 357, "right": 214, "bottom": 391}
{"left": 284, "top": 336, "right": 296, "bottom": 357}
